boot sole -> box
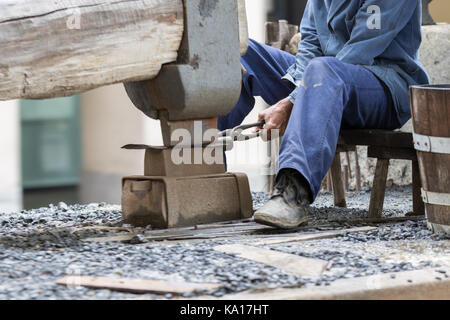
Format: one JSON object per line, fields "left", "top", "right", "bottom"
{"left": 254, "top": 214, "right": 309, "bottom": 230}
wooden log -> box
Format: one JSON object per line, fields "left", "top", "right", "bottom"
{"left": 0, "top": 0, "right": 184, "bottom": 100}
{"left": 57, "top": 276, "right": 220, "bottom": 295}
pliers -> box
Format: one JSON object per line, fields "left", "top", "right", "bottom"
{"left": 211, "top": 120, "right": 266, "bottom": 151}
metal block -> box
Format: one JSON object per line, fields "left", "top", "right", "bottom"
{"left": 124, "top": 0, "right": 242, "bottom": 121}
{"left": 144, "top": 146, "right": 225, "bottom": 177}
{"left": 122, "top": 173, "right": 253, "bottom": 228}
{"left": 160, "top": 118, "right": 218, "bottom": 147}
{"left": 122, "top": 144, "right": 226, "bottom": 177}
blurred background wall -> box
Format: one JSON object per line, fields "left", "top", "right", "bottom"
{"left": 0, "top": 101, "right": 21, "bottom": 212}
{"left": 430, "top": 0, "right": 450, "bottom": 23}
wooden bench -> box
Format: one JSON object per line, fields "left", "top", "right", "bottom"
{"left": 335, "top": 130, "right": 424, "bottom": 218}
{"left": 265, "top": 21, "right": 425, "bottom": 218}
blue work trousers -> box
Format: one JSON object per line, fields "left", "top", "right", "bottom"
{"left": 218, "top": 39, "right": 401, "bottom": 201}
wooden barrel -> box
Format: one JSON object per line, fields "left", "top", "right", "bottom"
{"left": 410, "top": 85, "right": 450, "bottom": 234}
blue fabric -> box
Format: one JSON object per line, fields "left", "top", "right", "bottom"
{"left": 218, "top": 40, "right": 297, "bottom": 131}
{"left": 280, "top": 56, "right": 399, "bottom": 201}
{"left": 219, "top": 39, "right": 401, "bottom": 202}
{"left": 286, "top": 0, "right": 429, "bottom": 126}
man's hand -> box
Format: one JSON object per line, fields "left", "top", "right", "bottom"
{"left": 256, "top": 98, "right": 294, "bottom": 139}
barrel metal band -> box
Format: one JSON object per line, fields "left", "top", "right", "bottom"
{"left": 413, "top": 133, "right": 450, "bottom": 154}
{"left": 421, "top": 189, "right": 450, "bottom": 206}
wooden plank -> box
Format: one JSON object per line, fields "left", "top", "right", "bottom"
{"left": 339, "top": 130, "right": 413, "bottom": 149}
{"left": 0, "top": 0, "right": 184, "bottom": 100}
{"left": 57, "top": 276, "right": 220, "bottom": 294}
{"left": 252, "top": 227, "right": 376, "bottom": 246}
{"left": 210, "top": 267, "right": 450, "bottom": 300}
{"left": 84, "top": 223, "right": 272, "bottom": 243}
{"left": 83, "top": 216, "right": 422, "bottom": 244}
{"left": 336, "top": 145, "right": 357, "bottom": 152}
{"left": 328, "top": 216, "right": 424, "bottom": 224}
{"left": 368, "top": 159, "right": 390, "bottom": 218}
{"left": 368, "top": 146, "right": 417, "bottom": 161}
{"left": 330, "top": 153, "right": 347, "bottom": 208}
{"left": 214, "top": 244, "right": 328, "bottom": 277}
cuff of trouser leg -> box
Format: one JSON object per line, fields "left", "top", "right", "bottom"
{"left": 278, "top": 165, "right": 317, "bottom": 203}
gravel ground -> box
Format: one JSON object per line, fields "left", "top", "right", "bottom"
{"left": 0, "top": 186, "right": 448, "bottom": 300}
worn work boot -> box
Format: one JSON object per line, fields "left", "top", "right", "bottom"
{"left": 254, "top": 169, "right": 312, "bottom": 229}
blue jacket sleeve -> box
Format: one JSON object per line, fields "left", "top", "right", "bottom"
{"left": 288, "top": 1, "right": 323, "bottom": 103}
{"left": 335, "top": 0, "right": 418, "bottom": 65}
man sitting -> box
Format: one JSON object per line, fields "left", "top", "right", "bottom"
{"left": 219, "top": 0, "right": 429, "bottom": 229}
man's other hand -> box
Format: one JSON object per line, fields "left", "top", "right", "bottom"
{"left": 256, "top": 97, "right": 293, "bottom": 139}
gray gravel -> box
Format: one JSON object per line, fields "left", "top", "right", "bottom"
{"left": 262, "top": 221, "right": 446, "bottom": 286}
{"left": 0, "top": 186, "right": 448, "bottom": 300}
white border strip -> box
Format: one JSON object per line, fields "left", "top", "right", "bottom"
{"left": 421, "top": 189, "right": 450, "bottom": 206}
{"left": 413, "top": 133, "right": 450, "bottom": 154}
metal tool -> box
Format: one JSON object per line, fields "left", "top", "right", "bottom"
{"left": 212, "top": 121, "right": 266, "bottom": 151}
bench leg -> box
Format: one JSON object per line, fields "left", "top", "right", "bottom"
{"left": 369, "top": 159, "right": 389, "bottom": 218}
{"left": 330, "top": 153, "right": 347, "bottom": 208}
{"left": 412, "top": 160, "right": 425, "bottom": 216}
{"left": 354, "top": 150, "right": 362, "bottom": 192}
{"left": 326, "top": 171, "right": 332, "bottom": 191}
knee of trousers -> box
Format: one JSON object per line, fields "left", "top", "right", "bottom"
{"left": 240, "top": 39, "right": 263, "bottom": 72}
{"left": 302, "top": 57, "right": 345, "bottom": 89}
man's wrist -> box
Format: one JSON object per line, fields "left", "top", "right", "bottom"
{"left": 288, "top": 87, "right": 299, "bottom": 104}
{"left": 287, "top": 95, "right": 296, "bottom": 104}
{"left": 279, "top": 97, "right": 294, "bottom": 113}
